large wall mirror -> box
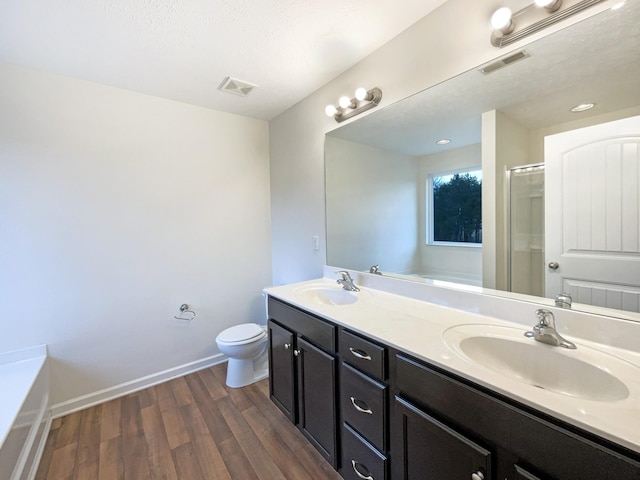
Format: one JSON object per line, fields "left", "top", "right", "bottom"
{"left": 325, "top": 2, "right": 640, "bottom": 320}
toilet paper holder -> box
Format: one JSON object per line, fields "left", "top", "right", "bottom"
{"left": 174, "top": 304, "right": 196, "bottom": 321}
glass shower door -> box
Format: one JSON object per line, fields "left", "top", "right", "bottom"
{"left": 508, "top": 164, "right": 545, "bottom": 296}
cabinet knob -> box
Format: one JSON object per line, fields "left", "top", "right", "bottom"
{"left": 349, "top": 347, "right": 372, "bottom": 361}
{"left": 471, "top": 471, "right": 485, "bottom": 480}
{"left": 284, "top": 343, "right": 290, "bottom": 350}
{"left": 350, "top": 396, "right": 373, "bottom": 415}
{"left": 351, "top": 460, "right": 374, "bottom": 480}
{"left": 293, "top": 349, "right": 301, "bottom": 357}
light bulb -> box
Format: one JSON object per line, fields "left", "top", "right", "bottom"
{"left": 325, "top": 105, "right": 338, "bottom": 117}
{"left": 535, "top": 0, "right": 562, "bottom": 12}
{"left": 490, "top": 7, "right": 513, "bottom": 33}
{"left": 338, "top": 96, "right": 352, "bottom": 109}
{"left": 355, "top": 87, "right": 368, "bottom": 101}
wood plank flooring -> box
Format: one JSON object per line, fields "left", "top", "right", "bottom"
{"left": 36, "top": 363, "right": 343, "bottom": 480}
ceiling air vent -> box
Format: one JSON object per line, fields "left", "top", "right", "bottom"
{"left": 479, "top": 50, "right": 530, "bottom": 75}
{"left": 218, "top": 77, "right": 258, "bottom": 97}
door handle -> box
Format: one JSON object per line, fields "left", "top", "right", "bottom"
{"left": 548, "top": 261, "right": 559, "bottom": 270}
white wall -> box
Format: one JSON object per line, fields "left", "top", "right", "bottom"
{"left": 269, "top": 0, "right": 610, "bottom": 285}
{"left": 325, "top": 137, "right": 419, "bottom": 274}
{"left": 0, "top": 63, "right": 272, "bottom": 409}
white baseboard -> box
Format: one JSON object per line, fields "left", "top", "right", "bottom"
{"left": 50, "top": 354, "right": 227, "bottom": 418}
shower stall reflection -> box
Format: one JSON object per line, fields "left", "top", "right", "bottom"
{"left": 507, "top": 164, "right": 545, "bottom": 297}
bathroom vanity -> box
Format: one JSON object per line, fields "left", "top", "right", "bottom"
{"left": 264, "top": 274, "right": 640, "bottom": 480}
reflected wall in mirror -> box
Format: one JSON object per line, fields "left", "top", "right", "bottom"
{"left": 325, "top": 2, "right": 640, "bottom": 319}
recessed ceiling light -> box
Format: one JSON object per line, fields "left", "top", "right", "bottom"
{"left": 436, "top": 139, "right": 451, "bottom": 145}
{"left": 570, "top": 103, "right": 595, "bottom": 112}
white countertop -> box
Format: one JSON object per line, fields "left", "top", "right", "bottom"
{"left": 264, "top": 277, "right": 640, "bottom": 455}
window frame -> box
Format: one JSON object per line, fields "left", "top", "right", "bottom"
{"left": 426, "top": 166, "right": 483, "bottom": 247}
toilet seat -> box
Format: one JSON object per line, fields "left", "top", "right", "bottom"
{"left": 217, "top": 323, "right": 266, "bottom": 345}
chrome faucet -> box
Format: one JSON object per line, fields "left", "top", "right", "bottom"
{"left": 525, "top": 309, "right": 576, "bottom": 349}
{"left": 369, "top": 264, "right": 382, "bottom": 275}
{"left": 555, "top": 292, "right": 572, "bottom": 309}
{"left": 336, "top": 271, "right": 360, "bottom": 292}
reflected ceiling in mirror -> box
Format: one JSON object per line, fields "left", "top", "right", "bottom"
{"left": 327, "top": 2, "right": 640, "bottom": 157}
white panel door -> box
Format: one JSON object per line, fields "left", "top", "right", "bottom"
{"left": 545, "top": 115, "right": 640, "bottom": 313}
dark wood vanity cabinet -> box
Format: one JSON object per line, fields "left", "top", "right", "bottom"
{"left": 266, "top": 296, "right": 640, "bottom": 480}
{"left": 391, "top": 353, "right": 640, "bottom": 480}
{"left": 267, "top": 298, "right": 338, "bottom": 468}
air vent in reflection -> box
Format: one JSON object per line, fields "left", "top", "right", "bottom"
{"left": 479, "top": 50, "right": 530, "bottom": 75}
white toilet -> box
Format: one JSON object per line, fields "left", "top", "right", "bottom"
{"left": 215, "top": 323, "right": 268, "bottom": 388}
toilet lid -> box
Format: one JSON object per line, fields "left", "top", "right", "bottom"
{"left": 218, "top": 323, "right": 265, "bottom": 343}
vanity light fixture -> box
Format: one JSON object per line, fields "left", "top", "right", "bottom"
{"left": 570, "top": 102, "right": 595, "bottom": 112}
{"left": 325, "top": 87, "right": 383, "bottom": 123}
{"left": 490, "top": 0, "right": 606, "bottom": 48}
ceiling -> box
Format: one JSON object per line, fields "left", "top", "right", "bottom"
{"left": 0, "top": 0, "right": 449, "bottom": 121}
{"left": 327, "top": 1, "right": 640, "bottom": 156}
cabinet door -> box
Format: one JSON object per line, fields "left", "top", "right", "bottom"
{"left": 268, "top": 320, "right": 295, "bottom": 422}
{"left": 297, "top": 336, "right": 338, "bottom": 468}
{"left": 393, "top": 396, "right": 492, "bottom": 480}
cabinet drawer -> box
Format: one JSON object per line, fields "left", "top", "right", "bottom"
{"left": 340, "top": 329, "right": 386, "bottom": 380}
{"left": 340, "top": 363, "right": 387, "bottom": 452}
{"left": 341, "top": 423, "right": 387, "bottom": 480}
{"left": 268, "top": 297, "right": 335, "bottom": 352}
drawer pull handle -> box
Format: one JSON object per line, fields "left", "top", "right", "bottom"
{"left": 351, "top": 460, "right": 374, "bottom": 480}
{"left": 471, "top": 471, "right": 485, "bottom": 480}
{"left": 349, "top": 347, "right": 372, "bottom": 361}
{"left": 350, "top": 396, "right": 373, "bottom": 415}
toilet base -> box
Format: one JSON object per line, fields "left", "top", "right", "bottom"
{"left": 225, "top": 348, "right": 269, "bottom": 388}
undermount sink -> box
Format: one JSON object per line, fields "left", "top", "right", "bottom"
{"left": 294, "top": 285, "right": 361, "bottom": 305}
{"left": 444, "top": 324, "right": 633, "bottom": 402}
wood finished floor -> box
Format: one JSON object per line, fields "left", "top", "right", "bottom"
{"left": 36, "top": 363, "right": 343, "bottom": 480}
